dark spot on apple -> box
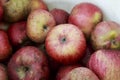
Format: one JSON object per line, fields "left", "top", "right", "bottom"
{"left": 43, "top": 25, "right": 47, "bottom": 31}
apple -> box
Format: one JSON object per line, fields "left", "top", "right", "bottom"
{"left": 0, "top": 5, "right": 3, "bottom": 21}
{"left": 89, "top": 49, "right": 120, "bottom": 80}
{"left": 91, "top": 21, "right": 120, "bottom": 50}
{"left": 0, "top": 22, "right": 10, "bottom": 31}
{"left": 50, "top": 8, "right": 69, "bottom": 25}
{"left": 8, "top": 46, "right": 49, "bottom": 80}
{"left": 8, "top": 21, "right": 34, "bottom": 49}
{"left": 57, "top": 67, "right": 99, "bottom": 80}
{"left": 27, "top": 9, "right": 56, "bottom": 43}
{"left": 45, "top": 24, "right": 86, "bottom": 65}
{"left": 0, "top": 30, "right": 12, "bottom": 62}
{"left": 0, "top": 64, "right": 8, "bottom": 80}
{"left": 56, "top": 65, "right": 80, "bottom": 80}
{"left": 69, "top": 2, "right": 103, "bottom": 38}
{"left": 29, "top": 0, "right": 48, "bottom": 11}
{"left": 3, "top": 0, "right": 30, "bottom": 22}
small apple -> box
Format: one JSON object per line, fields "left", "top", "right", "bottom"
{"left": 27, "top": 9, "right": 56, "bottom": 43}
{"left": 91, "top": 21, "right": 120, "bottom": 50}
{"left": 69, "top": 2, "right": 103, "bottom": 38}
{"left": 8, "top": 46, "right": 49, "bottom": 80}
{"left": 45, "top": 24, "right": 86, "bottom": 65}
{"left": 0, "top": 30, "right": 12, "bottom": 62}
{"left": 89, "top": 49, "right": 120, "bottom": 80}
{"left": 29, "top": 0, "right": 48, "bottom": 11}
{"left": 8, "top": 21, "right": 34, "bottom": 48}
{"left": 56, "top": 65, "right": 80, "bottom": 80}
{"left": 0, "top": 64, "right": 8, "bottom": 80}
{"left": 50, "top": 8, "right": 69, "bottom": 25}
{"left": 3, "top": 0, "right": 30, "bottom": 22}
{"left": 57, "top": 67, "right": 99, "bottom": 80}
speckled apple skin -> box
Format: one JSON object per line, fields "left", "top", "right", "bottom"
{"left": 60, "top": 67, "right": 100, "bottom": 80}
{"left": 45, "top": 24, "right": 86, "bottom": 65}
{"left": 89, "top": 49, "right": 120, "bottom": 80}
{"left": 69, "top": 2, "right": 103, "bottom": 38}
{"left": 91, "top": 21, "right": 120, "bottom": 50}
{"left": 8, "top": 46, "right": 49, "bottom": 80}
{"left": 27, "top": 9, "right": 56, "bottom": 43}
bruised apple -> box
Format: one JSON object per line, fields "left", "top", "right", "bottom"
{"left": 69, "top": 2, "right": 103, "bottom": 38}
{"left": 45, "top": 24, "right": 86, "bottom": 65}
{"left": 89, "top": 49, "right": 120, "bottom": 80}
{"left": 8, "top": 46, "right": 49, "bottom": 80}
{"left": 27, "top": 9, "right": 56, "bottom": 43}
{"left": 91, "top": 21, "right": 120, "bottom": 50}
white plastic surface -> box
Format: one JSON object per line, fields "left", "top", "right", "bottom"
{"left": 44, "top": 0, "right": 120, "bottom": 24}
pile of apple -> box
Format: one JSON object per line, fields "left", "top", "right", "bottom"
{"left": 0, "top": 0, "right": 120, "bottom": 80}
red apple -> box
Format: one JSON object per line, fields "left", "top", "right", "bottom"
{"left": 29, "top": 0, "right": 48, "bottom": 11}
{"left": 57, "top": 67, "right": 99, "bottom": 80}
{"left": 27, "top": 9, "right": 56, "bottom": 43}
{"left": 8, "top": 46, "right": 49, "bottom": 80}
{"left": 0, "top": 64, "right": 8, "bottom": 80}
{"left": 91, "top": 21, "right": 120, "bottom": 50}
{"left": 8, "top": 21, "right": 34, "bottom": 48}
{"left": 50, "top": 8, "right": 69, "bottom": 25}
{"left": 69, "top": 2, "right": 103, "bottom": 38}
{"left": 0, "top": 30, "right": 12, "bottom": 62}
{"left": 56, "top": 65, "right": 80, "bottom": 80}
{"left": 89, "top": 49, "right": 120, "bottom": 80}
{"left": 45, "top": 24, "right": 86, "bottom": 65}
{"left": 0, "top": 22, "right": 10, "bottom": 31}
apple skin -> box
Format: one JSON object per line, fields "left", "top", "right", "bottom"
{"left": 8, "top": 21, "right": 34, "bottom": 49}
{"left": 91, "top": 21, "right": 120, "bottom": 50}
{"left": 69, "top": 2, "right": 103, "bottom": 38}
{"left": 57, "top": 67, "right": 99, "bottom": 80}
{"left": 27, "top": 9, "right": 56, "bottom": 43}
{"left": 0, "top": 30, "right": 12, "bottom": 62}
{"left": 29, "top": 0, "right": 48, "bottom": 11}
{"left": 0, "top": 64, "right": 8, "bottom": 80}
{"left": 8, "top": 46, "right": 49, "bottom": 80}
{"left": 3, "top": 0, "right": 30, "bottom": 22}
{"left": 50, "top": 8, "right": 69, "bottom": 25}
{"left": 45, "top": 24, "right": 86, "bottom": 65}
{"left": 0, "top": 5, "right": 3, "bottom": 21}
{"left": 89, "top": 49, "right": 120, "bottom": 80}
{"left": 56, "top": 65, "right": 80, "bottom": 80}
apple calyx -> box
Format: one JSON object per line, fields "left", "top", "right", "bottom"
{"left": 16, "top": 66, "right": 29, "bottom": 79}
{"left": 59, "top": 36, "right": 67, "bottom": 44}
{"left": 43, "top": 25, "right": 48, "bottom": 32}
